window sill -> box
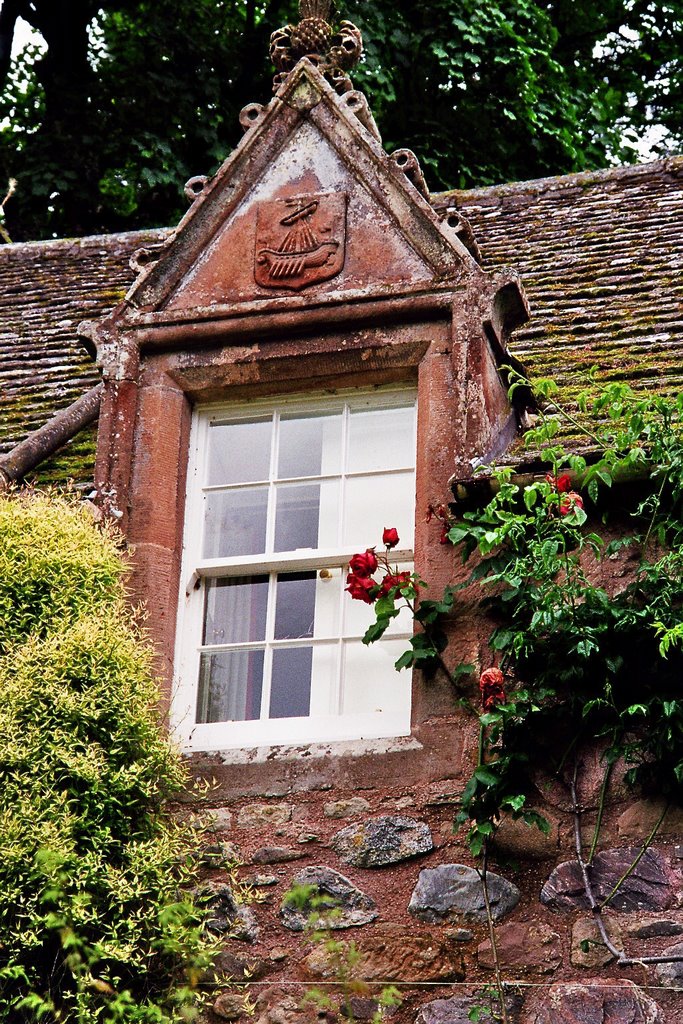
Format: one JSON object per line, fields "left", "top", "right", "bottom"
{"left": 183, "top": 733, "right": 423, "bottom": 765}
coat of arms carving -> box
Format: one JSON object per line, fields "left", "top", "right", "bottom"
{"left": 254, "top": 192, "right": 347, "bottom": 290}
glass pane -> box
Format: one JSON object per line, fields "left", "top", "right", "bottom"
{"left": 342, "top": 471, "right": 414, "bottom": 549}
{"left": 274, "top": 482, "right": 320, "bottom": 552}
{"left": 278, "top": 413, "right": 342, "bottom": 479}
{"left": 269, "top": 647, "right": 312, "bottom": 719}
{"left": 207, "top": 419, "right": 272, "bottom": 485}
{"left": 203, "top": 485, "right": 268, "bottom": 558}
{"left": 203, "top": 576, "right": 268, "bottom": 645}
{"left": 342, "top": 638, "right": 411, "bottom": 718}
{"left": 274, "top": 572, "right": 316, "bottom": 639}
{"left": 347, "top": 405, "right": 415, "bottom": 473}
{"left": 196, "top": 650, "right": 264, "bottom": 723}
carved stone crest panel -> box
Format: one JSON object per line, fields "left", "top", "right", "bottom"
{"left": 254, "top": 191, "right": 347, "bottom": 291}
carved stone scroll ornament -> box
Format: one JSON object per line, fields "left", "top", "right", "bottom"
{"left": 270, "top": 1, "right": 362, "bottom": 94}
{"left": 254, "top": 192, "right": 347, "bottom": 291}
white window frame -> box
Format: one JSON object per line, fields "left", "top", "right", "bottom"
{"left": 171, "top": 386, "right": 417, "bottom": 752}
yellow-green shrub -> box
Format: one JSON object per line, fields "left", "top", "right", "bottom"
{"left": 0, "top": 493, "right": 212, "bottom": 1023}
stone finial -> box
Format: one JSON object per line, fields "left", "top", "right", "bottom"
{"left": 270, "top": 1, "right": 363, "bottom": 94}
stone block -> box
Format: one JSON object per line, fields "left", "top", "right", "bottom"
{"left": 617, "top": 800, "right": 683, "bottom": 840}
{"left": 478, "top": 922, "right": 562, "bottom": 974}
{"left": 540, "top": 847, "right": 679, "bottom": 912}
{"left": 214, "top": 992, "right": 250, "bottom": 1020}
{"left": 305, "top": 924, "right": 465, "bottom": 983}
{"left": 529, "top": 980, "right": 662, "bottom": 1024}
{"left": 280, "top": 866, "right": 378, "bottom": 931}
{"left": 654, "top": 941, "right": 683, "bottom": 989}
{"left": 621, "top": 911, "right": 683, "bottom": 938}
{"left": 409, "top": 863, "right": 520, "bottom": 924}
{"left": 252, "top": 846, "right": 305, "bottom": 864}
{"left": 331, "top": 815, "right": 433, "bottom": 867}
{"left": 416, "top": 991, "right": 523, "bottom": 1024}
{"left": 205, "top": 806, "right": 234, "bottom": 831}
{"left": 492, "top": 812, "right": 559, "bottom": 860}
{"left": 570, "top": 918, "right": 623, "bottom": 968}
{"left": 324, "top": 797, "right": 371, "bottom": 818}
{"left": 237, "top": 803, "right": 293, "bottom": 828}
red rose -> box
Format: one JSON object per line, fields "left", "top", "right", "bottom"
{"left": 479, "top": 667, "right": 506, "bottom": 710}
{"left": 348, "top": 549, "right": 378, "bottom": 578}
{"left": 345, "top": 574, "right": 377, "bottom": 603}
{"left": 382, "top": 527, "right": 400, "bottom": 549}
{"left": 545, "top": 473, "right": 572, "bottom": 492}
{"left": 380, "top": 571, "right": 412, "bottom": 596}
{"left": 559, "top": 491, "right": 584, "bottom": 516}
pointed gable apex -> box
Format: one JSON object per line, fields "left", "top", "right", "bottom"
{"left": 120, "top": 60, "right": 474, "bottom": 323}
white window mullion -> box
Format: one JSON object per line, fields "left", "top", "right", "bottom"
{"left": 260, "top": 570, "right": 278, "bottom": 720}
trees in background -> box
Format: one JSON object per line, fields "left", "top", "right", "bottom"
{"left": 0, "top": 0, "right": 680, "bottom": 241}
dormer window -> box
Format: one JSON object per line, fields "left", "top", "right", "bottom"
{"left": 172, "top": 387, "right": 417, "bottom": 751}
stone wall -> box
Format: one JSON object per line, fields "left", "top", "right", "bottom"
{"left": 183, "top": 750, "right": 683, "bottom": 1024}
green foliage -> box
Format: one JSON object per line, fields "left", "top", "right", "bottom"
{"left": 0, "top": 0, "right": 681, "bottom": 239}
{"left": 0, "top": 492, "right": 213, "bottom": 1023}
{"left": 450, "top": 377, "right": 683, "bottom": 849}
{"left": 358, "top": 376, "right": 683, "bottom": 857}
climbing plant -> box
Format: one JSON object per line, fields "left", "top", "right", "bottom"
{"left": 346, "top": 374, "right": 683, "bottom": 853}
{"left": 344, "top": 373, "right": 683, "bottom": 1021}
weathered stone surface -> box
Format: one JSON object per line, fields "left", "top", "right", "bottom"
{"left": 324, "top": 797, "right": 371, "bottom": 818}
{"left": 211, "top": 949, "right": 268, "bottom": 982}
{"left": 340, "top": 997, "right": 382, "bottom": 1020}
{"left": 478, "top": 922, "right": 561, "bottom": 974}
{"left": 237, "top": 803, "right": 293, "bottom": 828}
{"left": 199, "top": 841, "right": 240, "bottom": 868}
{"left": 305, "top": 924, "right": 465, "bottom": 983}
{"left": 213, "top": 992, "right": 250, "bottom": 1020}
{"left": 617, "top": 800, "right": 683, "bottom": 839}
{"left": 621, "top": 912, "right": 683, "bottom": 938}
{"left": 492, "top": 811, "right": 559, "bottom": 860}
{"left": 206, "top": 806, "right": 234, "bottom": 830}
{"left": 409, "top": 864, "right": 520, "bottom": 924}
{"left": 197, "top": 882, "right": 259, "bottom": 940}
{"left": 254, "top": 988, "right": 305, "bottom": 1024}
{"left": 331, "top": 815, "right": 433, "bottom": 867}
{"left": 416, "top": 991, "right": 523, "bottom": 1024}
{"left": 540, "top": 847, "right": 678, "bottom": 912}
{"left": 280, "top": 866, "right": 378, "bottom": 931}
{"left": 570, "top": 918, "right": 623, "bottom": 968}
{"left": 252, "top": 846, "right": 305, "bottom": 864}
{"left": 530, "top": 981, "right": 662, "bottom": 1024}
{"left": 415, "top": 996, "right": 476, "bottom": 1024}
{"left": 242, "top": 872, "right": 279, "bottom": 887}
{"left": 654, "top": 941, "right": 683, "bottom": 989}
{"left": 267, "top": 946, "right": 289, "bottom": 963}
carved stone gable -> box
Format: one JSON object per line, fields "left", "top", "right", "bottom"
{"left": 110, "top": 60, "right": 475, "bottom": 320}
{"left": 254, "top": 192, "right": 346, "bottom": 291}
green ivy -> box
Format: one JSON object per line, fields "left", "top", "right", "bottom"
{"left": 357, "top": 375, "right": 683, "bottom": 856}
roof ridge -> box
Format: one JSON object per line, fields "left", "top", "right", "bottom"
{"left": 432, "top": 155, "right": 683, "bottom": 207}
{"left": 0, "top": 226, "right": 170, "bottom": 260}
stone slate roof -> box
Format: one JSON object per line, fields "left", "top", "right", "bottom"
{"left": 0, "top": 228, "right": 166, "bottom": 481}
{"left": 1, "top": 157, "right": 681, "bottom": 482}
{"left": 437, "top": 156, "right": 683, "bottom": 455}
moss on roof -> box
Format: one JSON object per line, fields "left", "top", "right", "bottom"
{"left": 1, "top": 157, "right": 682, "bottom": 483}
{"left": 434, "top": 156, "right": 683, "bottom": 452}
